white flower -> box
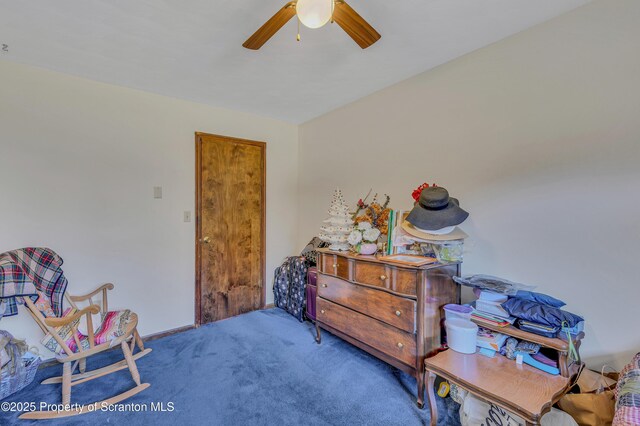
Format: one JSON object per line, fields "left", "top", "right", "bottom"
{"left": 357, "top": 221, "right": 372, "bottom": 230}
{"left": 363, "top": 228, "right": 381, "bottom": 242}
{"left": 347, "top": 230, "right": 363, "bottom": 246}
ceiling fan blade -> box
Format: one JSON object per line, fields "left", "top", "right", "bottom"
{"left": 332, "top": 1, "right": 381, "bottom": 49}
{"left": 243, "top": 2, "right": 297, "bottom": 50}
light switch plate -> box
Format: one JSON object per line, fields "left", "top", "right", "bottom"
{"left": 183, "top": 211, "right": 191, "bottom": 222}
{"left": 153, "top": 186, "right": 162, "bottom": 199}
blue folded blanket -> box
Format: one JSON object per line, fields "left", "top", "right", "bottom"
{"left": 501, "top": 298, "right": 583, "bottom": 328}
{"left": 514, "top": 290, "right": 565, "bottom": 308}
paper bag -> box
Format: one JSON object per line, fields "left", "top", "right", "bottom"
{"left": 557, "top": 368, "right": 617, "bottom": 426}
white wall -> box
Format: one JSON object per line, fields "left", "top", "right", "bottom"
{"left": 2, "top": 0, "right": 638, "bottom": 370}
{"left": 298, "top": 0, "right": 640, "bottom": 369}
{"left": 0, "top": 60, "right": 298, "bottom": 356}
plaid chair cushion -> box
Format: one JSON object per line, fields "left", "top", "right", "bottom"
{"left": 41, "top": 309, "right": 133, "bottom": 354}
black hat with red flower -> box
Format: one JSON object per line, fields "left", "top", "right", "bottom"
{"left": 406, "top": 186, "right": 469, "bottom": 231}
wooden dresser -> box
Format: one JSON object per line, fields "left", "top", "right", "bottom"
{"left": 315, "top": 249, "right": 460, "bottom": 407}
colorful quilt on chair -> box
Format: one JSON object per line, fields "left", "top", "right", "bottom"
{"left": 41, "top": 308, "right": 133, "bottom": 354}
{"left": 40, "top": 307, "right": 90, "bottom": 354}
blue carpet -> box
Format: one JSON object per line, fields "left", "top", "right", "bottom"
{"left": 1, "top": 309, "right": 461, "bottom": 425}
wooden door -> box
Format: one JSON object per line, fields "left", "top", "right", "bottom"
{"left": 195, "top": 132, "right": 266, "bottom": 325}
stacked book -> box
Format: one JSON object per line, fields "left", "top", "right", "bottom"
{"left": 471, "top": 291, "right": 516, "bottom": 328}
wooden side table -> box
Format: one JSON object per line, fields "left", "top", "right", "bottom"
{"left": 424, "top": 350, "right": 574, "bottom": 426}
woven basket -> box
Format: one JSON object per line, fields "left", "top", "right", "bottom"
{"left": 0, "top": 353, "right": 41, "bottom": 400}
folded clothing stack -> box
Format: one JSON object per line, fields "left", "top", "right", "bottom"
{"left": 458, "top": 275, "right": 585, "bottom": 340}
{"left": 476, "top": 327, "right": 508, "bottom": 352}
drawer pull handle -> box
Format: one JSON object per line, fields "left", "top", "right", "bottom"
{"left": 332, "top": 264, "right": 337, "bottom": 268}
{"left": 322, "top": 284, "right": 327, "bottom": 288}
{"left": 380, "top": 275, "right": 387, "bottom": 280}
{"left": 395, "top": 310, "right": 401, "bottom": 316}
{"left": 397, "top": 342, "right": 404, "bottom": 349}
{"left": 321, "top": 310, "right": 326, "bottom": 314}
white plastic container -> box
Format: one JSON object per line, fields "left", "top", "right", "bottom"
{"left": 444, "top": 304, "right": 474, "bottom": 322}
{"left": 446, "top": 319, "right": 478, "bottom": 354}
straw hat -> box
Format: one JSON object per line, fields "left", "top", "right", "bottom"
{"left": 401, "top": 221, "right": 468, "bottom": 241}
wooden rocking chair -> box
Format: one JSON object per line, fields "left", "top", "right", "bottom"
{"left": 19, "top": 283, "right": 152, "bottom": 419}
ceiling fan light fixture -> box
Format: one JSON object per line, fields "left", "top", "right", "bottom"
{"left": 242, "top": 0, "right": 380, "bottom": 50}
{"left": 296, "top": 0, "right": 333, "bottom": 29}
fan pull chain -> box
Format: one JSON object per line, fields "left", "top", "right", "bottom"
{"left": 297, "top": 16, "right": 301, "bottom": 42}
{"left": 331, "top": 0, "right": 335, "bottom": 24}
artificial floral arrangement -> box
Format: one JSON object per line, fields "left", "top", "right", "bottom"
{"left": 347, "top": 222, "right": 381, "bottom": 255}
{"left": 346, "top": 192, "right": 392, "bottom": 254}
{"left": 353, "top": 193, "right": 391, "bottom": 235}
{"left": 411, "top": 182, "right": 437, "bottom": 202}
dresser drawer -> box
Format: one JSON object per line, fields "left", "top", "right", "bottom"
{"left": 318, "top": 274, "right": 416, "bottom": 333}
{"left": 353, "top": 261, "right": 417, "bottom": 297}
{"left": 317, "top": 298, "right": 416, "bottom": 367}
{"left": 390, "top": 268, "right": 418, "bottom": 296}
{"left": 353, "top": 261, "right": 387, "bottom": 289}
{"left": 320, "top": 253, "right": 350, "bottom": 280}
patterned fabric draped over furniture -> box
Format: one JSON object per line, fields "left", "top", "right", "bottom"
{"left": 614, "top": 353, "right": 640, "bottom": 425}
{"left": 0, "top": 248, "right": 68, "bottom": 318}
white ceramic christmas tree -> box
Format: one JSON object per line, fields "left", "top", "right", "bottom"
{"left": 319, "top": 188, "right": 354, "bottom": 251}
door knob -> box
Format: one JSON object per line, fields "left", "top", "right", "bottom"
{"left": 202, "top": 236, "right": 211, "bottom": 244}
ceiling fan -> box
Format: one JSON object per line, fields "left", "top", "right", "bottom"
{"left": 243, "top": 0, "right": 381, "bottom": 50}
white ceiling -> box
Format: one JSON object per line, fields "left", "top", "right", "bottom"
{"left": 0, "top": 0, "right": 590, "bottom": 123}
